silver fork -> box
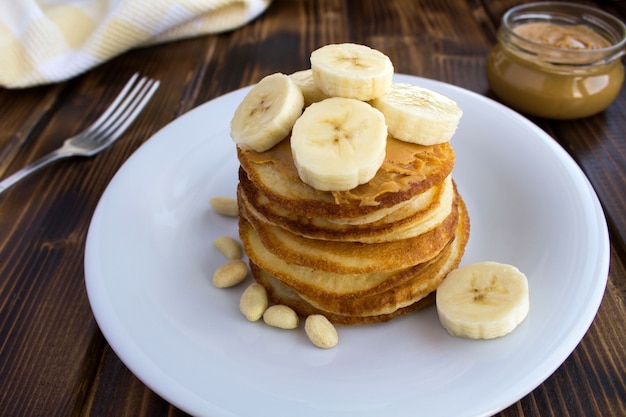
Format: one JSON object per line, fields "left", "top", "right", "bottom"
{"left": 0, "top": 73, "right": 160, "bottom": 195}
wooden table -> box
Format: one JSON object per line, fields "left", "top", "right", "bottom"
{"left": 1, "top": 0, "right": 624, "bottom": 416}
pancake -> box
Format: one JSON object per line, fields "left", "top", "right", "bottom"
{"left": 297, "top": 199, "right": 469, "bottom": 315}
{"left": 239, "top": 172, "right": 456, "bottom": 242}
{"left": 252, "top": 266, "right": 436, "bottom": 325}
{"left": 237, "top": 135, "right": 455, "bottom": 219}
{"left": 248, "top": 197, "right": 468, "bottom": 324}
{"left": 240, "top": 185, "right": 459, "bottom": 273}
{"left": 240, "top": 190, "right": 467, "bottom": 299}
{"left": 240, "top": 215, "right": 427, "bottom": 299}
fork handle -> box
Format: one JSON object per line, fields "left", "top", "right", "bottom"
{"left": 0, "top": 150, "right": 68, "bottom": 195}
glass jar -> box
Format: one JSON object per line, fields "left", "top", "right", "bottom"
{"left": 486, "top": 2, "right": 626, "bottom": 119}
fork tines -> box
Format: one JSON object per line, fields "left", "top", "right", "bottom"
{"left": 82, "top": 73, "right": 160, "bottom": 144}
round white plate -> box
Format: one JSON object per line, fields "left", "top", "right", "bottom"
{"left": 85, "top": 74, "right": 609, "bottom": 417}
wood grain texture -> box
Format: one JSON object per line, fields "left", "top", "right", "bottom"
{"left": 0, "top": 0, "right": 624, "bottom": 416}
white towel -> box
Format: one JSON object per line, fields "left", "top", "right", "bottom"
{"left": 0, "top": 0, "right": 272, "bottom": 88}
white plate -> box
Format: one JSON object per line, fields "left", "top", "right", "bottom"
{"left": 85, "top": 74, "right": 609, "bottom": 417}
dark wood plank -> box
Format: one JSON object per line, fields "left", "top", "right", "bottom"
{"left": 80, "top": 345, "right": 192, "bottom": 417}
{"left": 0, "top": 85, "right": 61, "bottom": 176}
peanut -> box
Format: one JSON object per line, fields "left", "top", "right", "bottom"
{"left": 263, "top": 305, "right": 299, "bottom": 329}
{"left": 213, "top": 236, "right": 243, "bottom": 259}
{"left": 239, "top": 283, "right": 268, "bottom": 321}
{"left": 212, "top": 259, "right": 248, "bottom": 288}
{"left": 305, "top": 315, "right": 338, "bottom": 348}
{"left": 210, "top": 196, "right": 239, "bottom": 217}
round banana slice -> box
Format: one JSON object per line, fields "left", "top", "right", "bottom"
{"left": 371, "top": 83, "right": 463, "bottom": 145}
{"left": 436, "top": 261, "right": 530, "bottom": 339}
{"left": 289, "top": 69, "right": 329, "bottom": 107}
{"left": 230, "top": 73, "right": 304, "bottom": 152}
{"left": 310, "top": 43, "right": 394, "bottom": 101}
{"left": 291, "top": 97, "right": 387, "bottom": 192}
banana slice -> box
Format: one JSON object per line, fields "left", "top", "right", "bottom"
{"left": 289, "top": 69, "right": 329, "bottom": 107}
{"left": 310, "top": 43, "right": 394, "bottom": 101}
{"left": 230, "top": 73, "right": 304, "bottom": 152}
{"left": 436, "top": 261, "right": 530, "bottom": 339}
{"left": 291, "top": 97, "right": 387, "bottom": 191}
{"left": 371, "top": 83, "right": 463, "bottom": 145}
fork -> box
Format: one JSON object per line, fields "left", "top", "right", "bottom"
{"left": 0, "top": 73, "right": 160, "bottom": 195}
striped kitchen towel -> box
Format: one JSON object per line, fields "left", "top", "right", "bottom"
{"left": 0, "top": 0, "right": 272, "bottom": 88}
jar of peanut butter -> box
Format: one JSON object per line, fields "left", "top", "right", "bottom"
{"left": 486, "top": 2, "right": 626, "bottom": 119}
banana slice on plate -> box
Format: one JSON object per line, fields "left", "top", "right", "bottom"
{"left": 310, "top": 43, "right": 394, "bottom": 101}
{"left": 289, "top": 69, "right": 329, "bottom": 107}
{"left": 291, "top": 97, "right": 387, "bottom": 191}
{"left": 436, "top": 261, "right": 530, "bottom": 339}
{"left": 371, "top": 83, "right": 463, "bottom": 145}
{"left": 230, "top": 73, "right": 304, "bottom": 152}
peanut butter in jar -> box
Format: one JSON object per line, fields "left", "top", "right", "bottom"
{"left": 514, "top": 22, "right": 611, "bottom": 50}
{"left": 486, "top": 2, "right": 626, "bottom": 119}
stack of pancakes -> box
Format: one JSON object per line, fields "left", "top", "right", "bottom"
{"left": 237, "top": 134, "right": 470, "bottom": 325}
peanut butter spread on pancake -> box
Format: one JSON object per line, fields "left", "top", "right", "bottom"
{"left": 238, "top": 135, "right": 455, "bottom": 212}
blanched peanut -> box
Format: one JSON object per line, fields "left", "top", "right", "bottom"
{"left": 210, "top": 196, "right": 239, "bottom": 217}
{"left": 212, "top": 259, "right": 248, "bottom": 288}
{"left": 263, "top": 305, "right": 299, "bottom": 329}
{"left": 239, "top": 283, "right": 268, "bottom": 321}
{"left": 213, "top": 236, "right": 243, "bottom": 259}
{"left": 305, "top": 315, "right": 338, "bottom": 348}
